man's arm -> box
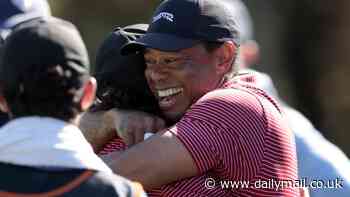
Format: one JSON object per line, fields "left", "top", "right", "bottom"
{"left": 109, "top": 130, "right": 198, "bottom": 189}
{"left": 79, "top": 108, "right": 166, "bottom": 153}
{"left": 79, "top": 111, "right": 117, "bottom": 152}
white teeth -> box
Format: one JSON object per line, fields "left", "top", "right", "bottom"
{"left": 157, "top": 88, "right": 183, "bottom": 97}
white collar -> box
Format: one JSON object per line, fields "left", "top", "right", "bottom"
{"left": 0, "top": 116, "right": 112, "bottom": 173}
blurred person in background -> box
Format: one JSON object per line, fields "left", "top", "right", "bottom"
{"left": 0, "top": 17, "right": 146, "bottom": 197}
{"left": 0, "top": 0, "right": 51, "bottom": 38}
{"left": 228, "top": 0, "right": 350, "bottom": 196}
{"left": 0, "top": 0, "right": 52, "bottom": 127}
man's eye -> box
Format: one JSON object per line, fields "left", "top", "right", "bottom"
{"left": 163, "top": 58, "right": 179, "bottom": 64}
{"left": 145, "top": 59, "right": 156, "bottom": 65}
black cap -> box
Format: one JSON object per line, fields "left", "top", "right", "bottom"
{"left": 93, "top": 24, "right": 160, "bottom": 114}
{"left": 122, "top": 0, "right": 239, "bottom": 54}
{"left": 95, "top": 24, "right": 148, "bottom": 75}
{"left": 0, "top": 17, "right": 89, "bottom": 91}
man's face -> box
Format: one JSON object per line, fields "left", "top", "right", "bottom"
{"left": 144, "top": 44, "right": 223, "bottom": 122}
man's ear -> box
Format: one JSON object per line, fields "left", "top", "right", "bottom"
{"left": 79, "top": 77, "right": 97, "bottom": 111}
{"left": 0, "top": 95, "right": 10, "bottom": 113}
{"left": 215, "top": 41, "right": 237, "bottom": 75}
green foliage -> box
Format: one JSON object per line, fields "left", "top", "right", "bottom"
{"left": 47, "top": 0, "right": 159, "bottom": 71}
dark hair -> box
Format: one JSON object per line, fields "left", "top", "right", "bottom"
{"left": 92, "top": 60, "right": 160, "bottom": 115}
{"left": 203, "top": 41, "right": 224, "bottom": 53}
{"left": 3, "top": 64, "right": 89, "bottom": 122}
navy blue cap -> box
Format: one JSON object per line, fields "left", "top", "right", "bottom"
{"left": 0, "top": 0, "right": 51, "bottom": 28}
{"left": 122, "top": 0, "right": 239, "bottom": 54}
{"left": 0, "top": 0, "right": 51, "bottom": 38}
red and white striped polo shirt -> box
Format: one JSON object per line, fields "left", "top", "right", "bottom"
{"left": 99, "top": 136, "right": 126, "bottom": 155}
{"left": 100, "top": 73, "right": 299, "bottom": 196}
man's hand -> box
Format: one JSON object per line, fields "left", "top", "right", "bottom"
{"left": 105, "top": 108, "right": 165, "bottom": 146}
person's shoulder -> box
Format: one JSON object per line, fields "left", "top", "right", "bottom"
{"left": 77, "top": 171, "right": 146, "bottom": 197}
{"left": 0, "top": 165, "right": 146, "bottom": 197}
{"left": 185, "top": 86, "right": 265, "bottom": 125}
{"left": 192, "top": 85, "right": 262, "bottom": 111}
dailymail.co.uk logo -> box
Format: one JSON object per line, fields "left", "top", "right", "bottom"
{"left": 152, "top": 12, "right": 174, "bottom": 23}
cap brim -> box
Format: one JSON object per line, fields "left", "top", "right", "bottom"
{"left": 121, "top": 33, "right": 198, "bottom": 55}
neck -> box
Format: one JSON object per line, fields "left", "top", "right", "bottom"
{"left": 215, "top": 77, "right": 227, "bottom": 89}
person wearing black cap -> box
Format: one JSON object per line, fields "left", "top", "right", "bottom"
{"left": 93, "top": 24, "right": 160, "bottom": 115}
{"left": 0, "top": 17, "right": 146, "bottom": 197}
{"left": 97, "top": 0, "right": 300, "bottom": 196}
{"left": 0, "top": 0, "right": 52, "bottom": 127}
{"left": 80, "top": 24, "right": 164, "bottom": 152}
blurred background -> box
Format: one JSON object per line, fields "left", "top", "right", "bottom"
{"left": 47, "top": 0, "right": 350, "bottom": 157}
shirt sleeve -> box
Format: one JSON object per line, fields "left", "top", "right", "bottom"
{"left": 168, "top": 117, "right": 225, "bottom": 174}
{"left": 98, "top": 136, "right": 127, "bottom": 155}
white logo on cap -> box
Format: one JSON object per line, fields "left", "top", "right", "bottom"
{"left": 152, "top": 12, "right": 174, "bottom": 23}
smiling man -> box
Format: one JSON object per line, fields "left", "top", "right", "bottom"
{"left": 97, "top": 0, "right": 301, "bottom": 196}
{"left": 143, "top": 44, "right": 228, "bottom": 122}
